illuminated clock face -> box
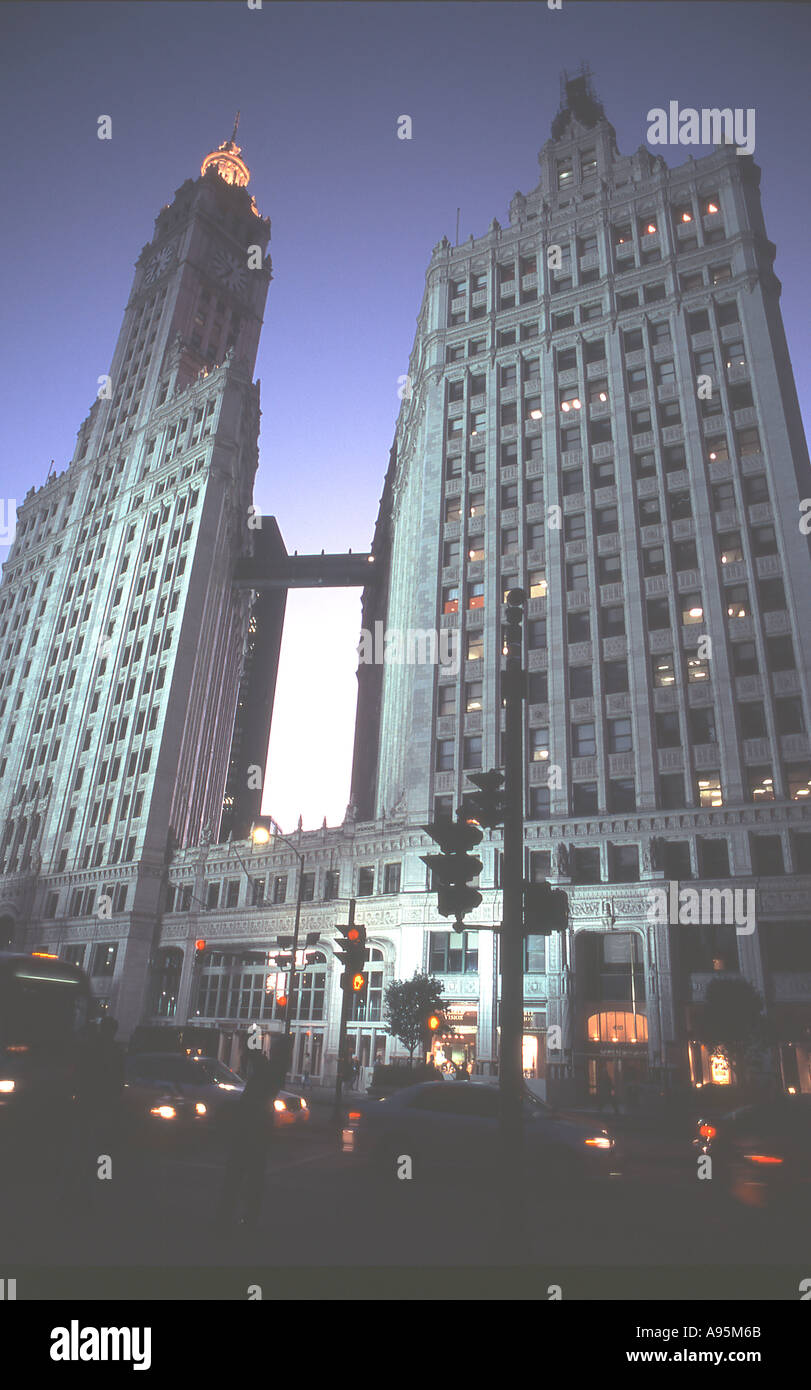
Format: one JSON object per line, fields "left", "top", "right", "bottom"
{"left": 143, "top": 243, "right": 176, "bottom": 285}
{"left": 212, "top": 248, "right": 248, "bottom": 293}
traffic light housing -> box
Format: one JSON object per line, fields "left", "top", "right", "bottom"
{"left": 524, "top": 880, "right": 569, "bottom": 936}
{"left": 194, "top": 938, "right": 207, "bottom": 964}
{"left": 336, "top": 921, "right": 368, "bottom": 993}
{"left": 421, "top": 815, "right": 484, "bottom": 927}
{"left": 463, "top": 768, "right": 507, "bottom": 830}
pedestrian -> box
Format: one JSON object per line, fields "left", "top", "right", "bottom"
{"left": 302, "top": 1050, "right": 310, "bottom": 1087}
{"left": 217, "top": 1036, "right": 292, "bottom": 1229}
{"left": 351, "top": 1055, "right": 361, "bottom": 1089}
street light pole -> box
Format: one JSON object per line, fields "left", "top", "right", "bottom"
{"left": 246, "top": 819, "right": 306, "bottom": 1056}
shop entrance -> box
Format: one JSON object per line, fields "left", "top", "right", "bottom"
{"left": 431, "top": 1006, "right": 477, "bottom": 1077}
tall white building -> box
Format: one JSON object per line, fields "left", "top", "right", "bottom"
{"left": 0, "top": 130, "right": 272, "bottom": 1034}
{"left": 349, "top": 73, "right": 811, "bottom": 1098}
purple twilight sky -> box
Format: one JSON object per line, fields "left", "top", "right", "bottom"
{"left": 1, "top": 1, "right": 809, "bottom": 834}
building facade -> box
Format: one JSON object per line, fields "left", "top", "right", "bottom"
{"left": 351, "top": 74, "right": 811, "bottom": 1099}
{"left": 2, "top": 84, "right": 810, "bottom": 1101}
{"left": 0, "top": 131, "right": 273, "bottom": 1034}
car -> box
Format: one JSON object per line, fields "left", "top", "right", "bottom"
{"left": 123, "top": 1053, "right": 309, "bottom": 1140}
{"left": 344, "top": 1081, "right": 618, "bottom": 1183}
{"left": 693, "top": 1095, "right": 811, "bottom": 1209}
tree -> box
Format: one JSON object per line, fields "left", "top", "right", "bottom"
{"left": 384, "top": 971, "right": 451, "bottom": 1066}
{"left": 696, "top": 978, "right": 773, "bottom": 1088}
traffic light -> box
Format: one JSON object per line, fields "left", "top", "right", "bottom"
{"left": 336, "top": 920, "right": 368, "bottom": 993}
{"left": 523, "top": 880, "right": 569, "bottom": 935}
{"left": 194, "top": 938, "right": 207, "bottom": 963}
{"left": 427, "top": 1013, "right": 441, "bottom": 1033}
{"left": 463, "top": 768, "right": 507, "bottom": 830}
{"left": 421, "top": 815, "right": 483, "bottom": 927}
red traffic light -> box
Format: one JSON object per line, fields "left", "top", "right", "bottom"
{"left": 351, "top": 972, "right": 365, "bottom": 992}
{"left": 276, "top": 993, "right": 288, "bottom": 1008}
{"left": 195, "top": 938, "right": 206, "bottom": 953}
{"left": 347, "top": 927, "right": 361, "bottom": 943}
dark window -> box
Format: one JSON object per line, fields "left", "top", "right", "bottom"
{"left": 572, "top": 782, "right": 598, "bottom": 815}
{"left": 383, "top": 862, "right": 401, "bottom": 894}
{"left": 610, "top": 845, "right": 639, "bottom": 882}
{"left": 604, "top": 661, "right": 628, "bottom": 694}
{"left": 567, "top": 612, "right": 590, "bottom": 644}
{"left": 601, "top": 607, "right": 625, "bottom": 638}
{"left": 358, "top": 867, "right": 375, "bottom": 897}
{"left": 697, "top": 838, "right": 729, "bottom": 877}
{"left": 663, "top": 840, "right": 691, "bottom": 879}
{"left": 569, "top": 666, "right": 593, "bottom": 698}
{"left": 572, "top": 847, "right": 601, "bottom": 883}
{"left": 750, "top": 835, "right": 784, "bottom": 876}
{"left": 608, "top": 779, "right": 636, "bottom": 812}
{"left": 739, "top": 702, "right": 767, "bottom": 739}
{"left": 647, "top": 598, "right": 670, "bottom": 631}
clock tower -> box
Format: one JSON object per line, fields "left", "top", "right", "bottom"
{"left": 0, "top": 127, "right": 273, "bottom": 1033}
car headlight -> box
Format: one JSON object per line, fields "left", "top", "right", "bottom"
{"left": 195, "top": 1102, "right": 207, "bottom": 1116}
{"left": 150, "top": 1104, "right": 177, "bottom": 1120}
{"left": 300, "top": 1098, "right": 308, "bottom": 1110}
{"left": 273, "top": 1099, "right": 287, "bottom": 1112}
{"left": 584, "top": 1136, "right": 612, "bottom": 1149}
{"left": 0, "top": 1080, "right": 15, "bottom": 1094}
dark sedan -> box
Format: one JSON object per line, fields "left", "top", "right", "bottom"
{"left": 123, "top": 1053, "right": 309, "bottom": 1138}
{"left": 693, "top": 1095, "right": 811, "bottom": 1208}
{"left": 344, "top": 1081, "right": 618, "bottom": 1182}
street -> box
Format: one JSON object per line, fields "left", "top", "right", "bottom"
{"left": 1, "top": 1098, "right": 807, "bottom": 1299}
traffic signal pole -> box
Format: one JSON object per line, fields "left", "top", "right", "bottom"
{"left": 333, "top": 898, "right": 357, "bottom": 1123}
{"left": 501, "top": 589, "right": 527, "bottom": 1259}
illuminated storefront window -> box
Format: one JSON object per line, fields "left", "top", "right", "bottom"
{"left": 587, "top": 1010, "right": 648, "bottom": 1044}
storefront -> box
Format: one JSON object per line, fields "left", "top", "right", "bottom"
{"left": 430, "top": 1004, "right": 478, "bottom": 1076}
{"left": 522, "top": 1009, "right": 547, "bottom": 1081}
{"left": 582, "top": 1009, "right": 650, "bottom": 1101}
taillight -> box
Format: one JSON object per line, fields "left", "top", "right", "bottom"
{"left": 348, "top": 1111, "right": 361, "bottom": 1121}
{"left": 743, "top": 1153, "right": 783, "bottom": 1165}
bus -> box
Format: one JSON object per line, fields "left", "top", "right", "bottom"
{"left": 0, "top": 950, "right": 94, "bottom": 1165}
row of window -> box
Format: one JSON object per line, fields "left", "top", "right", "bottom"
{"left": 169, "top": 861, "right": 404, "bottom": 914}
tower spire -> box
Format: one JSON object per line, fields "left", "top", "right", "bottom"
{"left": 201, "top": 115, "right": 250, "bottom": 188}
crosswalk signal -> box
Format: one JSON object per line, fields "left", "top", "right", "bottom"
{"left": 421, "top": 815, "right": 483, "bottom": 927}
{"left": 524, "top": 881, "right": 569, "bottom": 936}
{"left": 463, "top": 768, "right": 507, "bottom": 830}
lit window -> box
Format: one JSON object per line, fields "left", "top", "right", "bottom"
{"left": 689, "top": 658, "right": 712, "bottom": 686}
{"left": 697, "top": 775, "right": 723, "bottom": 808}
{"left": 529, "top": 570, "right": 547, "bottom": 599}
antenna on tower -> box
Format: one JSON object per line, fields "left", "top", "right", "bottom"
{"left": 231, "top": 110, "right": 241, "bottom": 143}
